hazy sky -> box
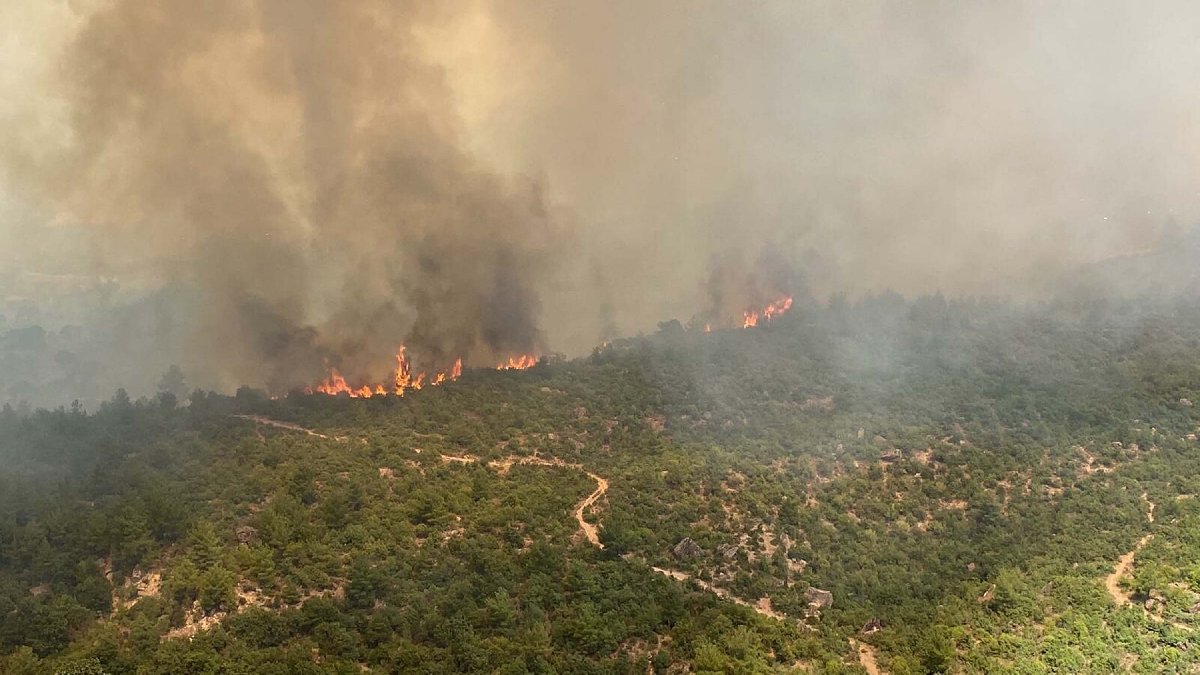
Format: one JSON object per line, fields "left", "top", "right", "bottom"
{"left": 1, "top": 1, "right": 1198, "bottom": 398}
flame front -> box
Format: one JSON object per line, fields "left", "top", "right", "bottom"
{"left": 496, "top": 354, "right": 538, "bottom": 370}
{"left": 309, "top": 345, "right": 465, "bottom": 398}
{"left": 312, "top": 368, "right": 380, "bottom": 398}
{"left": 742, "top": 296, "right": 793, "bottom": 329}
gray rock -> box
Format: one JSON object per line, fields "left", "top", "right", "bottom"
{"left": 805, "top": 587, "right": 833, "bottom": 609}
{"left": 672, "top": 537, "right": 704, "bottom": 561}
{"left": 861, "top": 618, "right": 883, "bottom": 635}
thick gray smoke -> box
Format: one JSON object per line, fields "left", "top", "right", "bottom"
{"left": 2, "top": 1, "right": 1199, "bottom": 404}
{"left": 3, "top": 1, "right": 559, "bottom": 396}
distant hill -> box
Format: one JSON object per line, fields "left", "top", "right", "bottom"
{"left": 1064, "top": 225, "right": 1200, "bottom": 300}
{"left": 3, "top": 296, "right": 1200, "bottom": 673}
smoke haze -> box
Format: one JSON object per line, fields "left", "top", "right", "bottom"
{"left": 2, "top": 1, "right": 1199, "bottom": 404}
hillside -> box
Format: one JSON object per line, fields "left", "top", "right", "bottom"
{"left": 4, "top": 295, "right": 1200, "bottom": 674}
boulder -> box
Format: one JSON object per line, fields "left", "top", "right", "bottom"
{"left": 805, "top": 587, "right": 833, "bottom": 609}
{"left": 672, "top": 537, "right": 704, "bottom": 561}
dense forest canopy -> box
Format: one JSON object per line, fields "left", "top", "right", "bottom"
{"left": 3, "top": 293, "right": 1200, "bottom": 673}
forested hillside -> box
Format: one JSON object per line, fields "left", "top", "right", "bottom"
{"left": 3, "top": 295, "right": 1200, "bottom": 674}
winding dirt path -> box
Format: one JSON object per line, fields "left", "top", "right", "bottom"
{"left": 574, "top": 472, "right": 609, "bottom": 547}
{"left": 649, "top": 567, "right": 793, "bottom": 623}
{"left": 234, "top": 414, "right": 330, "bottom": 439}
{"left": 435, "top": 453, "right": 609, "bottom": 548}
{"left": 451, "top": 455, "right": 800, "bottom": 626}
{"left": 1104, "top": 493, "right": 1156, "bottom": 606}
{"left": 238, "top": 423, "right": 858, "bottom": 651}
{"left": 1105, "top": 536, "right": 1152, "bottom": 605}
{"left": 437, "top": 453, "right": 809, "bottom": 630}
{"left": 227, "top": 421, "right": 842, "bottom": 650}
{"left": 851, "top": 639, "right": 883, "bottom": 675}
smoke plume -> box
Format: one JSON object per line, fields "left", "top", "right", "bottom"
{"left": 2, "top": 1, "right": 1200, "bottom": 403}
{"left": 4, "top": 1, "right": 562, "bottom": 394}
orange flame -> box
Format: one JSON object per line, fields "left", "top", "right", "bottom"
{"left": 431, "top": 358, "right": 464, "bottom": 385}
{"left": 310, "top": 345, "right": 464, "bottom": 398}
{"left": 496, "top": 354, "right": 538, "bottom": 370}
{"left": 741, "top": 296, "right": 793, "bottom": 329}
{"left": 312, "top": 368, "right": 380, "bottom": 398}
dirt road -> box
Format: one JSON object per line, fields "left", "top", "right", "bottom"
{"left": 233, "top": 414, "right": 330, "bottom": 439}
{"left": 649, "top": 567, "right": 791, "bottom": 622}
{"left": 1104, "top": 493, "right": 1156, "bottom": 606}
{"left": 436, "top": 453, "right": 610, "bottom": 548}
{"left": 850, "top": 639, "right": 882, "bottom": 675}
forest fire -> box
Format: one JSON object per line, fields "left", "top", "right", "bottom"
{"left": 310, "top": 369, "right": 382, "bottom": 398}
{"left": 307, "top": 346, "right": 536, "bottom": 397}
{"left": 496, "top": 354, "right": 539, "bottom": 370}
{"left": 308, "top": 346, "right": 463, "bottom": 398}
{"left": 741, "top": 296, "right": 793, "bottom": 328}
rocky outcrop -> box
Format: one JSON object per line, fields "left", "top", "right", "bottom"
{"left": 860, "top": 618, "right": 883, "bottom": 635}
{"left": 672, "top": 537, "right": 704, "bottom": 561}
{"left": 717, "top": 544, "right": 739, "bottom": 561}
{"left": 805, "top": 587, "right": 833, "bottom": 609}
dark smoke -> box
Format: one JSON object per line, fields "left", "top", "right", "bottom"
{"left": 700, "top": 250, "right": 806, "bottom": 328}
{"left": 4, "top": 1, "right": 557, "bottom": 395}
{"left": 3, "top": 1, "right": 1200, "bottom": 405}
